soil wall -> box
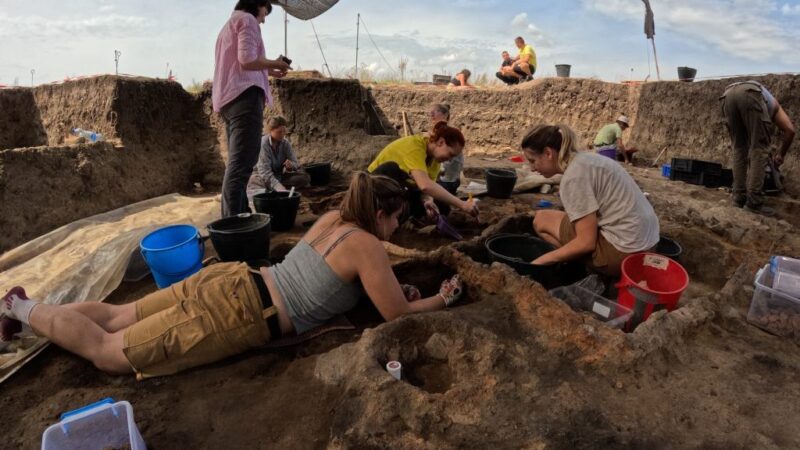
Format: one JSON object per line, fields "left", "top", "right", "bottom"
{"left": 0, "top": 77, "right": 222, "bottom": 252}
{"left": 204, "top": 78, "right": 396, "bottom": 173}
{"left": 370, "top": 75, "right": 800, "bottom": 195}
{"left": 369, "top": 78, "right": 640, "bottom": 154}
{"left": 0, "top": 89, "right": 47, "bottom": 150}
{"left": 632, "top": 75, "right": 800, "bottom": 195}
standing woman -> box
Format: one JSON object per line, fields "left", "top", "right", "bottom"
{"left": 522, "top": 124, "right": 659, "bottom": 277}
{"left": 429, "top": 104, "right": 464, "bottom": 196}
{"left": 213, "top": 0, "right": 292, "bottom": 217}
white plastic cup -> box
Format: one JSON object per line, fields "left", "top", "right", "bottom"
{"left": 386, "top": 361, "right": 401, "bottom": 380}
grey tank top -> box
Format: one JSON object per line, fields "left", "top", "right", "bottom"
{"left": 268, "top": 231, "right": 363, "bottom": 335}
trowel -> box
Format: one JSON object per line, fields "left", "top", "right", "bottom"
{"left": 436, "top": 214, "right": 463, "bottom": 240}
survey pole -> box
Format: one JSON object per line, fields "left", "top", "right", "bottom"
{"left": 355, "top": 13, "right": 360, "bottom": 79}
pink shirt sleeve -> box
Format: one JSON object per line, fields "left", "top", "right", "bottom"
{"left": 235, "top": 15, "right": 262, "bottom": 66}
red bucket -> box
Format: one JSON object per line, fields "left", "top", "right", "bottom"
{"left": 616, "top": 253, "right": 689, "bottom": 331}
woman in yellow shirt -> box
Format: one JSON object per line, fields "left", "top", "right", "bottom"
{"left": 368, "top": 122, "right": 478, "bottom": 219}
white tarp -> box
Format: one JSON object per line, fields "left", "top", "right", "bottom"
{"left": 0, "top": 194, "right": 220, "bottom": 383}
{"left": 272, "top": 0, "right": 339, "bottom": 20}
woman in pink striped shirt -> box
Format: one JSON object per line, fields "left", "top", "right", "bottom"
{"left": 213, "top": 0, "right": 291, "bottom": 217}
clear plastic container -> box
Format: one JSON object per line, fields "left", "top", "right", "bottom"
{"left": 770, "top": 255, "right": 800, "bottom": 276}
{"left": 550, "top": 284, "right": 633, "bottom": 329}
{"left": 747, "top": 265, "right": 800, "bottom": 342}
{"left": 773, "top": 270, "right": 800, "bottom": 299}
{"left": 42, "top": 398, "right": 146, "bottom": 450}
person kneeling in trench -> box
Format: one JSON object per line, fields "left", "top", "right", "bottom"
{"left": 0, "top": 173, "right": 464, "bottom": 379}
{"left": 247, "top": 115, "right": 310, "bottom": 197}
{"left": 521, "top": 124, "right": 660, "bottom": 277}
{"left": 367, "top": 121, "right": 478, "bottom": 222}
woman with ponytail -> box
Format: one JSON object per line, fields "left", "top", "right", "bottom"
{"left": 520, "top": 124, "right": 659, "bottom": 276}
{"left": 368, "top": 121, "right": 478, "bottom": 219}
{"left": 1, "top": 173, "right": 463, "bottom": 379}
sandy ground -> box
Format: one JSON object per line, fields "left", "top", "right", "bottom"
{"left": 2, "top": 157, "right": 800, "bottom": 449}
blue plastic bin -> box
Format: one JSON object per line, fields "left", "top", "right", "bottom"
{"left": 140, "top": 225, "right": 204, "bottom": 288}
{"left": 662, "top": 164, "right": 671, "bottom": 178}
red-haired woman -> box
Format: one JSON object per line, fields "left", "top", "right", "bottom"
{"left": 368, "top": 122, "right": 478, "bottom": 219}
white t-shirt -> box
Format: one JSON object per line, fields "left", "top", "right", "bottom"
{"left": 560, "top": 152, "right": 659, "bottom": 253}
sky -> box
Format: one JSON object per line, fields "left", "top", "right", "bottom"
{"left": 1, "top": 0, "right": 799, "bottom": 87}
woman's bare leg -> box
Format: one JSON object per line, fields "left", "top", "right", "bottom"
{"left": 63, "top": 302, "right": 137, "bottom": 333}
{"left": 533, "top": 210, "right": 566, "bottom": 248}
{"left": 29, "top": 304, "right": 132, "bottom": 374}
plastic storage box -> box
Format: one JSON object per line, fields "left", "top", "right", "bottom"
{"left": 747, "top": 265, "right": 800, "bottom": 342}
{"left": 550, "top": 284, "right": 633, "bottom": 329}
{"left": 42, "top": 398, "right": 146, "bottom": 450}
{"left": 771, "top": 255, "right": 800, "bottom": 276}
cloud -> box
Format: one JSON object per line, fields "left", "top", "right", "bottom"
{"left": 782, "top": 3, "right": 800, "bottom": 14}
{"left": 582, "top": 0, "right": 800, "bottom": 63}
{"left": 510, "top": 12, "right": 551, "bottom": 46}
{"left": 0, "top": 12, "right": 151, "bottom": 39}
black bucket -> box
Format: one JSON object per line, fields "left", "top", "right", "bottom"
{"left": 677, "top": 66, "right": 697, "bottom": 82}
{"left": 655, "top": 235, "right": 683, "bottom": 260}
{"left": 207, "top": 213, "right": 271, "bottom": 262}
{"left": 253, "top": 191, "right": 300, "bottom": 232}
{"left": 305, "top": 162, "right": 332, "bottom": 186}
{"left": 555, "top": 64, "right": 571, "bottom": 78}
{"left": 485, "top": 168, "right": 517, "bottom": 199}
{"left": 485, "top": 233, "right": 585, "bottom": 289}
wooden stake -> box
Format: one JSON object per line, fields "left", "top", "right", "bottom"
{"left": 401, "top": 111, "right": 414, "bottom": 136}
{"left": 652, "top": 146, "right": 668, "bottom": 167}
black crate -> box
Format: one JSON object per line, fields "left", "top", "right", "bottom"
{"left": 670, "top": 158, "right": 723, "bottom": 175}
{"left": 721, "top": 169, "right": 733, "bottom": 187}
{"left": 671, "top": 158, "right": 695, "bottom": 172}
{"left": 700, "top": 172, "right": 723, "bottom": 188}
{"left": 670, "top": 169, "right": 703, "bottom": 185}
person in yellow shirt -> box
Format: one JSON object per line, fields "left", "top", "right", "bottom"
{"left": 368, "top": 122, "right": 479, "bottom": 220}
{"left": 501, "top": 36, "right": 537, "bottom": 82}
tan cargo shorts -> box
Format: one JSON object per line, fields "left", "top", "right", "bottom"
{"left": 123, "top": 262, "right": 271, "bottom": 380}
{"left": 559, "top": 215, "right": 632, "bottom": 277}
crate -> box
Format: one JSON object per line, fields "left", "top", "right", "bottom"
{"left": 550, "top": 284, "right": 633, "bottom": 329}
{"left": 747, "top": 265, "right": 800, "bottom": 342}
{"left": 669, "top": 169, "right": 703, "bottom": 185}
{"left": 432, "top": 74, "right": 451, "bottom": 85}
{"left": 670, "top": 158, "right": 722, "bottom": 175}
{"left": 700, "top": 172, "right": 723, "bottom": 188}
{"left": 42, "top": 398, "right": 146, "bottom": 450}
{"left": 721, "top": 168, "right": 733, "bottom": 187}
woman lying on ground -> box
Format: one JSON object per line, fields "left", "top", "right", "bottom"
{"left": 1, "top": 173, "right": 464, "bottom": 379}
{"left": 521, "top": 124, "right": 659, "bottom": 277}
{"left": 368, "top": 121, "right": 478, "bottom": 220}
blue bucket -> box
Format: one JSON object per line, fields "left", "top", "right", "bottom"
{"left": 140, "top": 225, "right": 204, "bottom": 288}
{"left": 662, "top": 164, "right": 671, "bottom": 178}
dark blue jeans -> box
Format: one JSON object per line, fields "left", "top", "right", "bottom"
{"left": 220, "top": 86, "right": 265, "bottom": 217}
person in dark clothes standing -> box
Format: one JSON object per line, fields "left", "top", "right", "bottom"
{"left": 721, "top": 81, "right": 795, "bottom": 216}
